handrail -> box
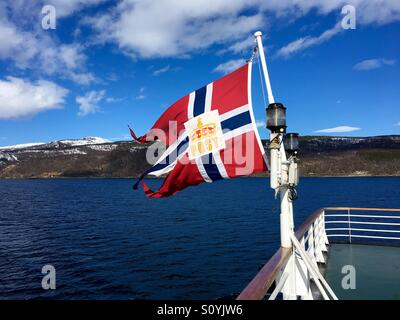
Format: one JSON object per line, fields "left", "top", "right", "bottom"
{"left": 325, "top": 214, "right": 400, "bottom": 219}
{"left": 327, "top": 234, "right": 400, "bottom": 240}
{"left": 237, "top": 207, "right": 400, "bottom": 300}
{"left": 236, "top": 247, "right": 291, "bottom": 300}
{"left": 325, "top": 221, "right": 400, "bottom": 226}
{"left": 324, "top": 207, "right": 400, "bottom": 212}
{"left": 325, "top": 207, "right": 400, "bottom": 243}
{"left": 237, "top": 208, "right": 325, "bottom": 300}
{"left": 327, "top": 227, "right": 400, "bottom": 233}
{"left": 294, "top": 208, "right": 324, "bottom": 240}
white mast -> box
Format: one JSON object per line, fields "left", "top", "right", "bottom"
{"left": 253, "top": 31, "right": 337, "bottom": 300}
{"left": 253, "top": 31, "right": 293, "bottom": 249}
{"left": 253, "top": 31, "right": 275, "bottom": 104}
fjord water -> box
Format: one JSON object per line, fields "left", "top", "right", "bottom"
{"left": 0, "top": 177, "right": 399, "bottom": 299}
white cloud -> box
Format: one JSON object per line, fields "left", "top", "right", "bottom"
{"left": 1, "top": 0, "right": 399, "bottom": 80}
{"left": 218, "top": 36, "right": 255, "bottom": 55}
{"left": 260, "top": 0, "right": 400, "bottom": 25}
{"left": 353, "top": 58, "right": 396, "bottom": 71}
{"left": 40, "top": 43, "right": 96, "bottom": 84}
{"left": 67, "top": 71, "right": 96, "bottom": 85}
{"left": 76, "top": 90, "right": 105, "bottom": 116}
{"left": 0, "top": 4, "right": 95, "bottom": 84}
{"left": 255, "top": 120, "right": 266, "bottom": 128}
{"left": 351, "top": 0, "right": 400, "bottom": 25}
{"left": 0, "top": 77, "right": 68, "bottom": 119}
{"left": 134, "top": 87, "right": 146, "bottom": 100}
{"left": 87, "top": 0, "right": 264, "bottom": 58}
{"left": 3, "top": 1, "right": 106, "bottom": 19}
{"left": 46, "top": 0, "right": 107, "bottom": 17}
{"left": 213, "top": 59, "right": 246, "bottom": 74}
{"left": 275, "top": 1, "right": 400, "bottom": 58}
{"left": 106, "top": 73, "right": 119, "bottom": 82}
{"left": 0, "top": 19, "right": 38, "bottom": 68}
{"left": 0, "top": 0, "right": 399, "bottom": 77}
{"left": 315, "top": 126, "right": 361, "bottom": 133}
{"left": 153, "top": 65, "right": 171, "bottom": 76}
{"left": 106, "top": 97, "right": 124, "bottom": 103}
{"left": 84, "top": 1, "right": 400, "bottom": 59}
{"left": 276, "top": 22, "right": 342, "bottom": 58}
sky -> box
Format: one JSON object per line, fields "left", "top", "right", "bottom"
{"left": 0, "top": 0, "right": 399, "bottom": 147}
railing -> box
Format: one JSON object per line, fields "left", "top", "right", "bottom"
{"left": 237, "top": 207, "right": 400, "bottom": 300}
{"left": 238, "top": 208, "right": 332, "bottom": 300}
{"left": 324, "top": 207, "right": 400, "bottom": 243}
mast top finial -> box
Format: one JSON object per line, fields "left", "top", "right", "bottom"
{"left": 254, "top": 31, "right": 262, "bottom": 37}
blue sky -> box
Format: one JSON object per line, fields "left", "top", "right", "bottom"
{"left": 0, "top": 0, "right": 399, "bottom": 147}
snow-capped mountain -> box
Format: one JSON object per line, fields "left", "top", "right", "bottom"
{"left": 0, "top": 142, "right": 46, "bottom": 151}
{"left": 0, "top": 136, "right": 149, "bottom": 178}
{"left": 0, "top": 137, "right": 112, "bottom": 151}
{"left": 57, "top": 137, "right": 111, "bottom": 146}
{"left": 0, "top": 135, "right": 399, "bottom": 178}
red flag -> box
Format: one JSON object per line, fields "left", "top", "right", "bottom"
{"left": 133, "top": 63, "right": 268, "bottom": 198}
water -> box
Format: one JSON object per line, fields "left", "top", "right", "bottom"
{"left": 0, "top": 177, "right": 399, "bottom": 300}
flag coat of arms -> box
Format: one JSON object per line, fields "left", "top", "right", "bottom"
{"left": 131, "top": 62, "right": 268, "bottom": 198}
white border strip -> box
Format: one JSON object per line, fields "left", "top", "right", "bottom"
{"left": 154, "top": 132, "right": 188, "bottom": 165}
{"left": 246, "top": 62, "right": 269, "bottom": 169}
{"left": 195, "top": 157, "right": 212, "bottom": 182}
{"left": 187, "top": 91, "right": 195, "bottom": 120}
{"left": 213, "top": 151, "right": 229, "bottom": 179}
{"left": 223, "top": 123, "right": 253, "bottom": 141}
{"left": 148, "top": 147, "right": 188, "bottom": 176}
{"left": 219, "top": 104, "right": 249, "bottom": 122}
{"left": 204, "top": 83, "right": 213, "bottom": 113}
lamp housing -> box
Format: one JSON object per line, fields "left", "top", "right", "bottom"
{"left": 266, "top": 103, "right": 286, "bottom": 133}
{"left": 284, "top": 133, "right": 299, "bottom": 154}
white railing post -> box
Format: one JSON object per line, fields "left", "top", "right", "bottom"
{"left": 269, "top": 273, "right": 289, "bottom": 300}
{"left": 307, "top": 224, "right": 317, "bottom": 266}
{"left": 322, "top": 210, "right": 330, "bottom": 246}
{"left": 279, "top": 236, "right": 313, "bottom": 300}
{"left": 290, "top": 233, "right": 338, "bottom": 300}
{"left": 347, "top": 209, "right": 352, "bottom": 244}
{"left": 314, "top": 218, "right": 325, "bottom": 263}
{"left": 319, "top": 214, "right": 328, "bottom": 252}
{"left": 298, "top": 236, "right": 313, "bottom": 300}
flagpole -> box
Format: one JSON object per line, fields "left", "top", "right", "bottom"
{"left": 253, "top": 31, "right": 294, "bottom": 250}
{"left": 254, "top": 31, "right": 275, "bottom": 104}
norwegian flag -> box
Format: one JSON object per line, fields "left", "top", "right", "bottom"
{"left": 130, "top": 62, "right": 268, "bottom": 198}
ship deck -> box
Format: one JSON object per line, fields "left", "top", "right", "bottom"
{"left": 324, "top": 243, "right": 400, "bottom": 300}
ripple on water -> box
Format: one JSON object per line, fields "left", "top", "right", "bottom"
{"left": 0, "top": 177, "right": 399, "bottom": 299}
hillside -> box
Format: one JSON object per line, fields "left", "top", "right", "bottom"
{"left": 0, "top": 135, "right": 399, "bottom": 178}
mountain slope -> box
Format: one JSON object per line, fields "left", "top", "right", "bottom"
{"left": 0, "top": 135, "right": 399, "bottom": 178}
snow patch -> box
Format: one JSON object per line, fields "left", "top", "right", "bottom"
{"left": 0, "top": 153, "right": 18, "bottom": 162}
{"left": 59, "top": 149, "right": 87, "bottom": 155}
{"left": 88, "top": 144, "right": 117, "bottom": 152}
{"left": 58, "top": 136, "right": 111, "bottom": 146}
{"left": 0, "top": 137, "right": 112, "bottom": 151}
{"left": 0, "top": 142, "right": 45, "bottom": 151}
{"left": 330, "top": 137, "right": 365, "bottom": 143}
